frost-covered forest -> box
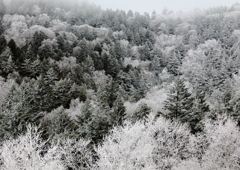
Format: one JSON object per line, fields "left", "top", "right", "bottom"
{"left": 1, "top": 0, "right": 240, "bottom": 169}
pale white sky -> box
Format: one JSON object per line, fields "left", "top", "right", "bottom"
{"left": 87, "top": 0, "right": 239, "bottom": 14}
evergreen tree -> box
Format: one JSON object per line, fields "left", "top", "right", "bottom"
{"left": 50, "top": 77, "right": 82, "bottom": 109}
{"left": 31, "top": 75, "right": 53, "bottom": 112}
{"left": 32, "top": 31, "right": 48, "bottom": 54}
{"left": 114, "top": 41, "right": 124, "bottom": 61}
{"left": 110, "top": 94, "right": 126, "bottom": 126}
{"left": 44, "top": 67, "right": 59, "bottom": 84}
{"left": 2, "top": 56, "right": 16, "bottom": 74}
{"left": 131, "top": 103, "right": 151, "bottom": 123}
{"left": 102, "top": 53, "right": 121, "bottom": 78}
{"left": 20, "top": 58, "right": 43, "bottom": 78}
{"left": 127, "top": 10, "right": 133, "bottom": 18}
{"left": 139, "top": 43, "right": 151, "bottom": 60}
{"left": 189, "top": 89, "right": 210, "bottom": 133}
{"left": 42, "top": 106, "right": 77, "bottom": 139}
{"left": 149, "top": 55, "right": 162, "bottom": 73}
{"left": 76, "top": 39, "right": 89, "bottom": 63}
{"left": 94, "top": 43, "right": 102, "bottom": 56}
{"left": 38, "top": 44, "right": 55, "bottom": 60}
{"left": 0, "top": 35, "right": 7, "bottom": 53}
{"left": 166, "top": 51, "right": 181, "bottom": 76}
{"left": 133, "top": 32, "right": 141, "bottom": 45}
{"left": 0, "top": 47, "right": 15, "bottom": 77}
{"left": 7, "top": 39, "right": 22, "bottom": 60}
{"left": 76, "top": 100, "right": 112, "bottom": 144}
{"left": 164, "top": 78, "right": 194, "bottom": 123}
{"left": 24, "top": 45, "right": 37, "bottom": 61}
{"left": 1, "top": 81, "right": 43, "bottom": 139}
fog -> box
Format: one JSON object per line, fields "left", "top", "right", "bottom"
{"left": 87, "top": 0, "right": 239, "bottom": 14}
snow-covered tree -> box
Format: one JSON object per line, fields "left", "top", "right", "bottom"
{"left": 173, "top": 115, "right": 240, "bottom": 170}
{"left": 0, "top": 125, "right": 65, "bottom": 170}
{"left": 96, "top": 115, "right": 196, "bottom": 170}
{"left": 96, "top": 120, "right": 157, "bottom": 170}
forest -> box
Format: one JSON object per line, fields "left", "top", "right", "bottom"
{"left": 1, "top": 0, "right": 240, "bottom": 169}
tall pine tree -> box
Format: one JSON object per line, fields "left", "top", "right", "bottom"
{"left": 164, "top": 78, "right": 194, "bottom": 123}
{"left": 189, "top": 89, "right": 209, "bottom": 133}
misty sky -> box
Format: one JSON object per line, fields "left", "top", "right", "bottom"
{"left": 87, "top": 0, "right": 239, "bottom": 14}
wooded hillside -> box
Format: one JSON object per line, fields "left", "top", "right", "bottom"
{"left": 1, "top": 1, "right": 240, "bottom": 169}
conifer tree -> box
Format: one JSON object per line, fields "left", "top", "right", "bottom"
{"left": 44, "top": 67, "right": 59, "bottom": 84}
{"left": 149, "top": 55, "right": 162, "bottom": 73}
{"left": 0, "top": 47, "right": 16, "bottom": 77}
{"left": 42, "top": 106, "right": 77, "bottom": 139}
{"left": 2, "top": 56, "right": 16, "bottom": 74}
{"left": 94, "top": 43, "right": 102, "bottom": 56}
{"left": 32, "top": 31, "right": 48, "bottom": 54}
{"left": 166, "top": 51, "right": 182, "bottom": 76}
{"left": 7, "top": 39, "right": 22, "bottom": 60}
{"left": 38, "top": 44, "right": 55, "bottom": 60}
{"left": 52, "top": 78, "right": 73, "bottom": 108}
{"left": 189, "top": 89, "right": 210, "bottom": 133}
{"left": 164, "top": 78, "right": 194, "bottom": 123}
{"left": 31, "top": 75, "right": 53, "bottom": 112}
{"left": 76, "top": 39, "right": 89, "bottom": 62}
{"left": 1, "top": 81, "right": 43, "bottom": 139}
{"left": 131, "top": 103, "right": 151, "bottom": 123}
{"left": 76, "top": 99, "right": 112, "bottom": 144}
{"left": 24, "top": 45, "right": 37, "bottom": 61}
{"left": 110, "top": 93, "right": 126, "bottom": 126}
{"left": 0, "top": 35, "right": 7, "bottom": 53}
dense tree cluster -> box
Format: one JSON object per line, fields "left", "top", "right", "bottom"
{"left": 1, "top": 0, "right": 240, "bottom": 169}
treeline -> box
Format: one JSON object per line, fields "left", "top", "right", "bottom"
{"left": 1, "top": 0, "right": 240, "bottom": 169}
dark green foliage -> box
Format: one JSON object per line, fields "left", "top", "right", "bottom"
{"left": 20, "top": 59, "right": 38, "bottom": 77}
{"left": 38, "top": 44, "right": 56, "bottom": 60}
{"left": 24, "top": 45, "right": 37, "bottom": 60}
{"left": 1, "top": 82, "right": 44, "bottom": 140}
{"left": 7, "top": 39, "right": 22, "bottom": 60}
{"left": 91, "top": 53, "right": 104, "bottom": 71}
{"left": 1, "top": 0, "right": 240, "bottom": 150}
{"left": 102, "top": 53, "right": 121, "bottom": 78}
{"left": 44, "top": 67, "right": 59, "bottom": 83}
{"left": 114, "top": 41, "right": 125, "bottom": 61}
{"left": 139, "top": 43, "right": 151, "bottom": 60}
{"left": 221, "top": 91, "right": 240, "bottom": 125}
{"left": 0, "top": 110, "right": 43, "bottom": 142}
{"left": 42, "top": 106, "right": 77, "bottom": 137}
{"left": 117, "top": 70, "right": 133, "bottom": 93}
{"left": 0, "top": 47, "right": 15, "bottom": 77}
{"left": 75, "top": 39, "right": 90, "bottom": 63}
{"left": 56, "top": 33, "right": 73, "bottom": 55}
{"left": 2, "top": 56, "right": 16, "bottom": 75}
{"left": 149, "top": 55, "right": 162, "bottom": 73}
{"left": 32, "top": 31, "right": 48, "bottom": 54}
{"left": 131, "top": 103, "right": 151, "bottom": 123}
{"left": 166, "top": 51, "right": 182, "bottom": 76}
{"left": 75, "top": 100, "right": 112, "bottom": 144}
{"left": 52, "top": 78, "right": 77, "bottom": 108}
{"left": 0, "top": 23, "right": 3, "bottom": 35}
{"left": 94, "top": 43, "right": 102, "bottom": 56}
{"left": 110, "top": 94, "right": 126, "bottom": 126}
{"left": 164, "top": 78, "right": 194, "bottom": 122}
{"left": 0, "top": 35, "right": 7, "bottom": 53}
{"left": 30, "top": 76, "right": 54, "bottom": 112}
{"left": 189, "top": 89, "right": 210, "bottom": 133}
